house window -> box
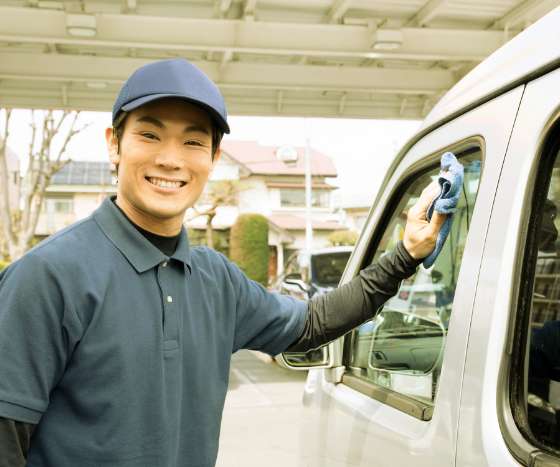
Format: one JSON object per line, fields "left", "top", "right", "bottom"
{"left": 280, "top": 189, "right": 329, "bottom": 208}
{"left": 45, "top": 197, "right": 74, "bottom": 215}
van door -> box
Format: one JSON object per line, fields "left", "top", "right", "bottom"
{"left": 298, "top": 87, "right": 524, "bottom": 467}
{"left": 457, "top": 68, "right": 560, "bottom": 466}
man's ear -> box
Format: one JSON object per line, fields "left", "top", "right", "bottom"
{"left": 105, "top": 127, "right": 120, "bottom": 166}
{"left": 211, "top": 147, "right": 222, "bottom": 169}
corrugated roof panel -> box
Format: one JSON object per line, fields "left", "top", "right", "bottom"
{"left": 443, "top": 0, "right": 517, "bottom": 21}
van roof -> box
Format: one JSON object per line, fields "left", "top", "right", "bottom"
{"left": 422, "top": 6, "right": 560, "bottom": 131}
{"left": 301, "top": 246, "right": 354, "bottom": 258}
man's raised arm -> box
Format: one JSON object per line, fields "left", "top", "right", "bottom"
{"left": 288, "top": 182, "right": 445, "bottom": 352}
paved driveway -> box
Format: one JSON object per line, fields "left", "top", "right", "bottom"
{"left": 216, "top": 350, "right": 309, "bottom": 467}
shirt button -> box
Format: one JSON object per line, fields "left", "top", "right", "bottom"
{"left": 167, "top": 296, "right": 173, "bottom": 303}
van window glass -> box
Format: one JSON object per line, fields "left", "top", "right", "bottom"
{"left": 346, "top": 149, "right": 482, "bottom": 406}
{"left": 521, "top": 144, "right": 560, "bottom": 453}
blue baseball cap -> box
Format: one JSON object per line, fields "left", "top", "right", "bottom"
{"left": 112, "top": 58, "right": 230, "bottom": 134}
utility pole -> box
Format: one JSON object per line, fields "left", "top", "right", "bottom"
{"left": 304, "top": 118, "right": 313, "bottom": 255}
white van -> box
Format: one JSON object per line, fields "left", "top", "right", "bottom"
{"left": 278, "top": 7, "right": 560, "bottom": 467}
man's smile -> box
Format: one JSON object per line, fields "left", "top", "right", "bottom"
{"left": 145, "top": 176, "right": 187, "bottom": 190}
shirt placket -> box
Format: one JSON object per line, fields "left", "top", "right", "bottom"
{"left": 156, "top": 260, "right": 180, "bottom": 350}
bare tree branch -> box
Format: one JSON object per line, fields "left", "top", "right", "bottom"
{"left": 1, "top": 109, "right": 90, "bottom": 261}
{"left": 186, "top": 180, "right": 241, "bottom": 249}
{"left": 21, "top": 111, "right": 40, "bottom": 236}
{"left": 52, "top": 111, "right": 81, "bottom": 166}
{"left": 0, "top": 108, "right": 10, "bottom": 152}
{"left": 53, "top": 110, "right": 71, "bottom": 135}
{"left": 0, "top": 108, "right": 15, "bottom": 245}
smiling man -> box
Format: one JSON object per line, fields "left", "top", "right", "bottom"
{"left": 108, "top": 99, "right": 219, "bottom": 236}
{"left": 0, "top": 59, "right": 444, "bottom": 467}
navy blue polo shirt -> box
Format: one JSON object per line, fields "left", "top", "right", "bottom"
{"left": 0, "top": 197, "right": 307, "bottom": 467}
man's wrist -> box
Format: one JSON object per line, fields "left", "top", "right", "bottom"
{"left": 397, "top": 241, "right": 423, "bottom": 270}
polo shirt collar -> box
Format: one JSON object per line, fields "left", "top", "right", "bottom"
{"left": 93, "top": 197, "right": 192, "bottom": 274}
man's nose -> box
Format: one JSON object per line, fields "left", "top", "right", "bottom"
{"left": 154, "top": 143, "right": 184, "bottom": 170}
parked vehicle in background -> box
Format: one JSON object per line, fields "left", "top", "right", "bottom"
{"left": 272, "top": 246, "right": 353, "bottom": 300}
{"left": 272, "top": 246, "right": 352, "bottom": 366}
{"left": 277, "top": 8, "right": 560, "bottom": 467}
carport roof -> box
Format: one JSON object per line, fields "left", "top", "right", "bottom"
{"left": 0, "top": 1, "right": 558, "bottom": 120}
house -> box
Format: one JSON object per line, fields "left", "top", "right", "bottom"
{"left": 340, "top": 204, "right": 371, "bottom": 234}
{"left": 35, "top": 161, "right": 116, "bottom": 238}
{"left": 34, "top": 141, "right": 347, "bottom": 277}
{"left": 190, "top": 140, "right": 346, "bottom": 277}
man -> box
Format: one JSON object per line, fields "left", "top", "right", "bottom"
{"left": 0, "top": 59, "right": 444, "bottom": 467}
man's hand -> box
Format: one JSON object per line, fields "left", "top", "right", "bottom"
{"left": 402, "top": 181, "right": 447, "bottom": 260}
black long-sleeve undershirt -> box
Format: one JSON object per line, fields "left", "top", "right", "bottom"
{"left": 0, "top": 420, "right": 34, "bottom": 467}
{"left": 288, "top": 241, "right": 420, "bottom": 352}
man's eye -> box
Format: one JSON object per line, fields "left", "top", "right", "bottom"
{"left": 185, "top": 140, "right": 204, "bottom": 146}
{"left": 141, "top": 132, "right": 158, "bottom": 140}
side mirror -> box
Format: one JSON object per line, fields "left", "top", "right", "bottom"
{"left": 276, "top": 345, "right": 332, "bottom": 370}
{"left": 283, "top": 278, "right": 310, "bottom": 293}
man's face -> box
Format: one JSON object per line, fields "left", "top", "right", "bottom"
{"left": 106, "top": 98, "right": 220, "bottom": 235}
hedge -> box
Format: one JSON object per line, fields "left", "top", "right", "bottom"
{"left": 229, "top": 214, "right": 269, "bottom": 286}
{"left": 0, "top": 260, "right": 10, "bottom": 271}
{"left": 328, "top": 230, "right": 359, "bottom": 246}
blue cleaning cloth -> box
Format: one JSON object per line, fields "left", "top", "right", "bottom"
{"left": 423, "top": 152, "right": 464, "bottom": 268}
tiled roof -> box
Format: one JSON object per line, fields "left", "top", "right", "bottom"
{"left": 269, "top": 214, "right": 345, "bottom": 231}
{"left": 221, "top": 141, "right": 337, "bottom": 177}
{"left": 51, "top": 161, "right": 113, "bottom": 186}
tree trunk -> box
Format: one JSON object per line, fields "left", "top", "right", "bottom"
{"left": 205, "top": 213, "right": 215, "bottom": 249}
{"left": 0, "top": 109, "right": 85, "bottom": 262}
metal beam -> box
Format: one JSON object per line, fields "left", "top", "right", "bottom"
{"left": 0, "top": 52, "right": 455, "bottom": 94}
{"left": 276, "top": 90, "right": 283, "bottom": 113}
{"left": 218, "top": 0, "right": 233, "bottom": 18}
{"left": 328, "top": 0, "right": 352, "bottom": 24}
{"left": 220, "top": 50, "right": 233, "bottom": 76}
{"left": 400, "top": 97, "right": 408, "bottom": 116}
{"left": 491, "top": 0, "right": 557, "bottom": 28}
{"left": 338, "top": 92, "right": 347, "bottom": 114}
{"left": 0, "top": 6, "right": 504, "bottom": 62}
{"left": 0, "top": 83, "right": 431, "bottom": 119}
{"left": 61, "top": 84, "right": 68, "bottom": 106}
{"left": 405, "top": 0, "right": 447, "bottom": 27}
{"left": 124, "top": 0, "right": 137, "bottom": 13}
{"left": 243, "top": 0, "right": 257, "bottom": 20}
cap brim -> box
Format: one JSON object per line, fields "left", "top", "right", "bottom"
{"left": 120, "top": 93, "right": 230, "bottom": 134}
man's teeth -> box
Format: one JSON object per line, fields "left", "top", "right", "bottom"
{"left": 148, "top": 177, "right": 184, "bottom": 189}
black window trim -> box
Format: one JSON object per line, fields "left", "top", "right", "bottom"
{"left": 499, "top": 112, "right": 560, "bottom": 466}
{"left": 341, "top": 136, "right": 485, "bottom": 421}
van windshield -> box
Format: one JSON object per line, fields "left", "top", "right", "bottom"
{"left": 311, "top": 251, "right": 352, "bottom": 287}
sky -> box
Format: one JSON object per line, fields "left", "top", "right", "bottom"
{"left": 4, "top": 109, "right": 421, "bottom": 207}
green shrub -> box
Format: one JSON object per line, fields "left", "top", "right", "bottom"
{"left": 328, "top": 230, "right": 359, "bottom": 246}
{"left": 0, "top": 260, "right": 10, "bottom": 271}
{"left": 187, "top": 228, "right": 230, "bottom": 258}
{"left": 229, "top": 214, "right": 269, "bottom": 286}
